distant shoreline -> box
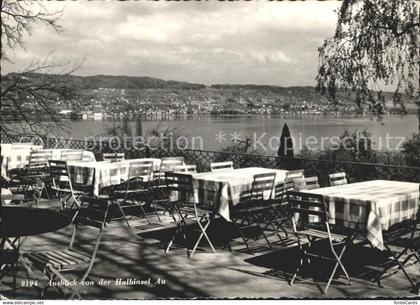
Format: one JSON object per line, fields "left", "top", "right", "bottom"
{"left": 62, "top": 112, "right": 414, "bottom": 122}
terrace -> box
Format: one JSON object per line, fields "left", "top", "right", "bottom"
{"left": 1, "top": 201, "right": 419, "bottom": 299}
{"left": 1, "top": 137, "right": 419, "bottom": 299}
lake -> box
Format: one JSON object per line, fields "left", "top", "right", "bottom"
{"left": 56, "top": 115, "right": 418, "bottom": 154}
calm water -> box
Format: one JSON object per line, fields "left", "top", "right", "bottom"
{"left": 57, "top": 115, "right": 418, "bottom": 154}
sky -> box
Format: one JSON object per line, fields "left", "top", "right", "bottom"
{"left": 2, "top": 1, "right": 342, "bottom": 87}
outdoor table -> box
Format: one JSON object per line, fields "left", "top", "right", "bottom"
{"left": 191, "top": 167, "right": 291, "bottom": 221}
{"left": 305, "top": 180, "right": 419, "bottom": 250}
{"left": 37, "top": 148, "right": 96, "bottom": 163}
{"left": 306, "top": 180, "right": 419, "bottom": 294}
{"left": 1, "top": 206, "right": 71, "bottom": 251}
{"left": 1, "top": 143, "right": 43, "bottom": 172}
{"left": 67, "top": 158, "right": 161, "bottom": 196}
{"left": 0, "top": 206, "right": 71, "bottom": 289}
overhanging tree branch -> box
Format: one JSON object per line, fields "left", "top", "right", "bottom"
{"left": 317, "top": 0, "right": 419, "bottom": 131}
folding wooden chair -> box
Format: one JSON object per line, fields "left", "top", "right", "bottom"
{"left": 148, "top": 170, "right": 171, "bottom": 215}
{"left": 210, "top": 161, "right": 234, "bottom": 172}
{"left": 173, "top": 164, "right": 197, "bottom": 173}
{"left": 230, "top": 172, "right": 277, "bottom": 253}
{"left": 8, "top": 151, "right": 52, "bottom": 204}
{"left": 148, "top": 158, "right": 184, "bottom": 214}
{"left": 115, "top": 161, "right": 161, "bottom": 224}
{"left": 102, "top": 152, "right": 125, "bottom": 162}
{"left": 164, "top": 172, "right": 216, "bottom": 258}
{"left": 49, "top": 160, "right": 91, "bottom": 210}
{"left": 329, "top": 172, "right": 347, "bottom": 186}
{"left": 266, "top": 177, "right": 296, "bottom": 237}
{"left": 288, "top": 191, "right": 352, "bottom": 294}
{"left": 28, "top": 150, "right": 53, "bottom": 168}
{"left": 22, "top": 196, "right": 109, "bottom": 299}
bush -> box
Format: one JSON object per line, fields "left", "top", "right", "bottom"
{"left": 402, "top": 134, "right": 420, "bottom": 168}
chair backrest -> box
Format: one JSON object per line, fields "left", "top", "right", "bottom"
{"left": 128, "top": 161, "right": 154, "bottom": 179}
{"left": 210, "top": 161, "right": 234, "bottom": 172}
{"left": 273, "top": 177, "right": 296, "bottom": 201}
{"left": 304, "top": 176, "right": 320, "bottom": 190}
{"left": 287, "top": 191, "right": 329, "bottom": 230}
{"left": 73, "top": 196, "right": 110, "bottom": 229}
{"left": 251, "top": 172, "right": 276, "bottom": 201}
{"left": 173, "top": 164, "right": 197, "bottom": 173}
{"left": 61, "top": 150, "right": 84, "bottom": 162}
{"left": 103, "top": 153, "right": 125, "bottom": 162}
{"left": 292, "top": 176, "right": 320, "bottom": 191}
{"left": 165, "top": 172, "right": 193, "bottom": 191}
{"left": 151, "top": 169, "right": 165, "bottom": 188}
{"left": 49, "top": 160, "right": 69, "bottom": 178}
{"left": 329, "top": 172, "right": 347, "bottom": 186}
{"left": 239, "top": 172, "right": 276, "bottom": 204}
{"left": 161, "top": 156, "right": 185, "bottom": 163}
{"left": 127, "top": 161, "right": 153, "bottom": 191}
{"left": 285, "top": 169, "right": 305, "bottom": 180}
{"left": 29, "top": 150, "right": 53, "bottom": 168}
{"left": 48, "top": 160, "right": 71, "bottom": 189}
{"left": 69, "top": 196, "right": 109, "bottom": 274}
{"left": 165, "top": 172, "right": 194, "bottom": 203}
{"left": 160, "top": 157, "right": 184, "bottom": 172}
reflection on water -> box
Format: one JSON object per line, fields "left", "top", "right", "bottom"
{"left": 56, "top": 115, "right": 417, "bottom": 153}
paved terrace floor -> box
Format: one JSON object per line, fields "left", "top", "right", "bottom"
{"left": 1, "top": 200, "right": 419, "bottom": 300}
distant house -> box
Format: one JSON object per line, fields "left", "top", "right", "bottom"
{"left": 93, "top": 112, "right": 103, "bottom": 120}
{"left": 59, "top": 110, "right": 72, "bottom": 117}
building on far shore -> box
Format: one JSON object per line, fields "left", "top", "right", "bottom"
{"left": 93, "top": 112, "right": 103, "bottom": 120}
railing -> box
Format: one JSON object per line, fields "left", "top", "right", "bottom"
{"left": 1, "top": 134, "right": 419, "bottom": 185}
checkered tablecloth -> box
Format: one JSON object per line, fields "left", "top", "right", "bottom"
{"left": 191, "top": 167, "right": 290, "bottom": 221}
{"left": 1, "top": 146, "right": 96, "bottom": 174}
{"left": 1, "top": 143, "right": 43, "bottom": 171}
{"left": 41, "top": 149, "right": 96, "bottom": 163}
{"left": 68, "top": 158, "right": 161, "bottom": 196}
{"left": 307, "top": 180, "right": 420, "bottom": 250}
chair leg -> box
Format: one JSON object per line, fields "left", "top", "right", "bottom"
{"left": 165, "top": 207, "right": 189, "bottom": 254}
{"left": 149, "top": 199, "right": 161, "bottom": 222}
{"left": 232, "top": 219, "right": 251, "bottom": 252}
{"left": 189, "top": 216, "right": 216, "bottom": 258}
{"left": 165, "top": 222, "right": 185, "bottom": 253}
{"left": 384, "top": 243, "right": 418, "bottom": 290}
{"left": 324, "top": 243, "right": 350, "bottom": 294}
{"left": 290, "top": 238, "right": 305, "bottom": 286}
{"left": 137, "top": 201, "right": 151, "bottom": 224}
{"left": 251, "top": 213, "right": 272, "bottom": 249}
{"left": 264, "top": 213, "right": 285, "bottom": 244}
{"left": 269, "top": 207, "right": 291, "bottom": 238}
{"left": 116, "top": 203, "right": 131, "bottom": 228}
{"left": 69, "top": 288, "right": 82, "bottom": 299}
